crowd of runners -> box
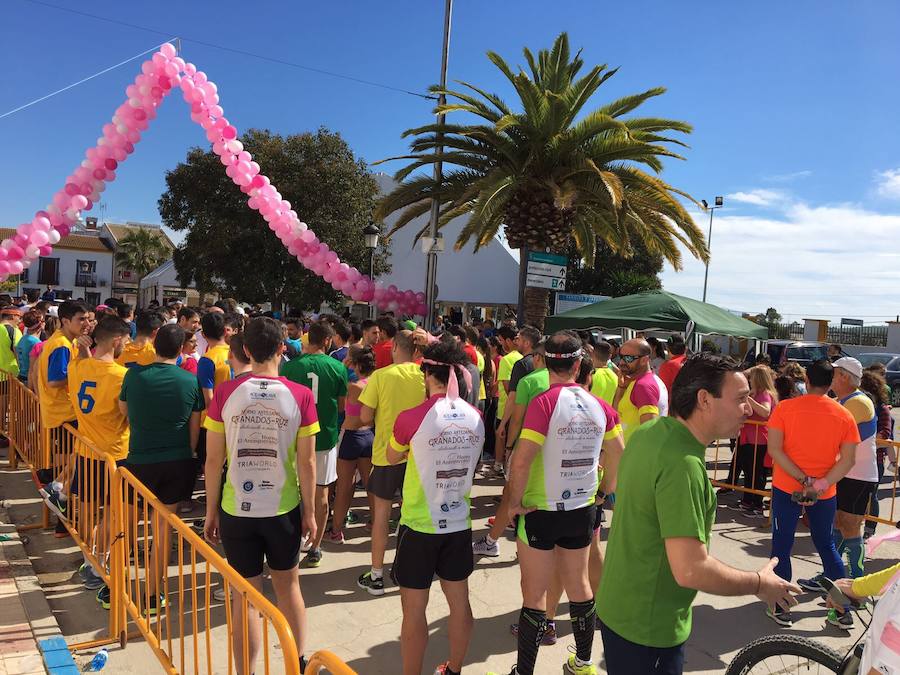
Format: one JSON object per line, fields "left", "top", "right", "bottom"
{"left": 2, "top": 291, "right": 900, "bottom": 674}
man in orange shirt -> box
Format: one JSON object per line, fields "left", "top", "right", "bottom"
{"left": 766, "top": 359, "right": 859, "bottom": 627}
{"left": 659, "top": 335, "right": 687, "bottom": 398}
{"left": 372, "top": 316, "right": 397, "bottom": 370}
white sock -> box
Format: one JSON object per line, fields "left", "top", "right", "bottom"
{"left": 50, "top": 481, "right": 64, "bottom": 494}
{"left": 91, "top": 563, "right": 103, "bottom": 577}
{"left": 370, "top": 567, "right": 383, "bottom": 579}
{"left": 485, "top": 534, "right": 497, "bottom": 546}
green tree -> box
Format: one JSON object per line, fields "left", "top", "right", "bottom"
{"left": 374, "top": 33, "right": 706, "bottom": 328}
{"left": 159, "top": 128, "right": 389, "bottom": 311}
{"left": 115, "top": 228, "right": 170, "bottom": 305}
{"left": 566, "top": 238, "right": 663, "bottom": 297}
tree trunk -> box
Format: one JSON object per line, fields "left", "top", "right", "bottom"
{"left": 524, "top": 286, "right": 550, "bottom": 330}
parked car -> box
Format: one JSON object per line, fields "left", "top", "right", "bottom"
{"left": 856, "top": 352, "right": 900, "bottom": 406}
{"left": 742, "top": 340, "right": 831, "bottom": 369}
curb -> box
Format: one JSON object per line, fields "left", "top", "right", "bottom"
{"left": 1, "top": 487, "right": 78, "bottom": 674}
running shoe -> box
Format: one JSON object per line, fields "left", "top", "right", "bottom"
{"left": 213, "top": 587, "right": 228, "bottom": 602}
{"left": 485, "top": 668, "right": 516, "bottom": 675}
{"left": 143, "top": 593, "right": 167, "bottom": 617}
{"left": 83, "top": 567, "right": 105, "bottom": 590}
{"left": 797, "top": 574, "right": 826, "bottom": 594}
{"left": 78, "top": 563, "right": 91, "bottom": 582}
{"left": 716, "top": 487, "right": 733, "bottom": 496}
{"left": 509, "top": 620, "right": 557, "bottom": 645}
{"left": 827, "top": 607, "right": 854, "bottom": 630}
{"left": 564, "top": 653, "right": 598, "bottom": 675}
{"left": 325, "top": 530, "right": 345, "bottom": 545}
{"left": 39, "top": 487, "right": 67, "bottom": 521}
{"left": 433, "top": 662, "right": 454, "bottom": 675}
{"left": 766, "top": 605, "right": 792, "bottom": 627}
{"left": 472, "top": 536, "right": 499, "bottom": 557}
{"left": 53, "top": 519, "right": 70, "bottom": 538}
{"left": 96, "top": 585, "right": 111, "bottom": 610}
{"left": 357, "top": 571, "right": 385, "bottom": 596}
{"left": 346, "top": 510, "right": 362, "bottom": 525}
{"left": 303, "top": 548, "right": 323, "bottom": 568}
{"left": 177, "top": 500, "right": 194, "bottom": 515}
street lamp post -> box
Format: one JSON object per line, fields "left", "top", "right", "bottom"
{"left": 700, "top": 196, "right": 724, "bottom": 303}
{"left": 363, "top": 222, "right": 380, "bottom": 319}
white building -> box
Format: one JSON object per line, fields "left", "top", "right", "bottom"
{"left": 139, "top": 259, "right": 208, "bottom": 307}
{"left": 2, "top": 218, "right": 174, "bottom": 306}
{"left": 373, "top": 174, "right": 520, "bottom": 319}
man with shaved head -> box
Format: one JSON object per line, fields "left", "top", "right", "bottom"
{"left": 613, "top": 338, "right": 669, "bottom": 443}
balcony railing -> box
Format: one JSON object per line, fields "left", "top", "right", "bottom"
{"left": 75, "top": 273, "right": 97, "bottom": 288}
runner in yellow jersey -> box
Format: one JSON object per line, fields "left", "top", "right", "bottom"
{"left": 68, "top": 318, "right": 131, "bottom": 605}
{"left": 116, "top": 310, "right": 163, "bottom": 368}
{"left": 37, "top": 300, "right": 90, "bottom": 537}
{"left": 492, "top": 325, "right": 523, "bottom": 476}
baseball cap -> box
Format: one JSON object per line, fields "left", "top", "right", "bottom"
{"left": 832, "top": 357, "right": 863, "bottom": 379}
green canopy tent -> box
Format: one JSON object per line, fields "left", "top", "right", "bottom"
{"left": 544, "top": 290, "right": 767, "bottom": 339}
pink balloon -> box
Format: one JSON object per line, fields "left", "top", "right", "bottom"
{"left": 160, "top": 43, "right": 177, "bottom": 59}
{"left": 38, "top": 245, "right": 53, "bottom": 256}
{"left": 57, "top": 224, "right": 71, "bottom": 237}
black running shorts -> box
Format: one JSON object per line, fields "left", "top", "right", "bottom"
{"left": 367, "top": 463, "right": 406, "bottom": 501}
{"left": 391, "top": 525, "right": 474, "bottom": 589}
{"left": 836, "top": 477, "right": 877, "bottom": 516}
{"left": 517, "top": 505, "right": 596, "bottom": 551}
{"left": 219, "top": 505, "right": 302, "bottom": 578}
{"left": 127, "top": 459, "right": 196, "bottom": 506}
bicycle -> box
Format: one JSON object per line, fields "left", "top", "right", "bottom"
{"left": 725, "top": 578, "right": 870, "bottom": 674}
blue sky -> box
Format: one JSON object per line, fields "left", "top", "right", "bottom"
{"left": 3, "top": 1, "right": 900, "bottom": 320}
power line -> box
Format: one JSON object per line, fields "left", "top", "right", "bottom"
{"left": 0, "top": 39, "right": 177, "bottom": 120}
{"left": 18, "top": 0, "right": 437, "bottom": 101}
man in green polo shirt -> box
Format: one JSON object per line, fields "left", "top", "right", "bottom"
{"left": 119, "top": 323, "right": 205, "bottom": 611}
{"left": 596, "top": 353, "right": 800, "bottom": 674}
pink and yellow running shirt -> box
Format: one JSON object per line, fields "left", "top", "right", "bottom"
{"left": 617, "top": 371, "right": 668, "bottom": 443}
{"left": 519, "top": 383, "right": 622, "bottom": 511}
{"left": 203, "top": 375, "right": 319, "bottom": 518}
{"left": 390, "top": 395, "right": 485, "bottom": 534}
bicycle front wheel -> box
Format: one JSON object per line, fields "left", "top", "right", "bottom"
{"left": 726, "top": 634, "right": 845, "bottom": 674}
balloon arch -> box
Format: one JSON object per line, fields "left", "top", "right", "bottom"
{"left": 8, "top": 43, "right": 426, "bottom": 316}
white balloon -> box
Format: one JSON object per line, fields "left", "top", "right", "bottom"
{"left": 48, "top": 230, "right": 61, "bottom": 244}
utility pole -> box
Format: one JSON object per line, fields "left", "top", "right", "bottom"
{"left": 424, "top": 0, "right": 452, "bottom": 330}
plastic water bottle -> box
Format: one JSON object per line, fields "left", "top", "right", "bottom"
{"left": 85, "top": 649, "right": 108, "bottom": 671}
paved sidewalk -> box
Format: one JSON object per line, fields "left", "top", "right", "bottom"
{"left": 2, "top": 445, "right": 899, "bottom": 673}
{"left": 0, "top": 478, "right": 75, "bottom": 675}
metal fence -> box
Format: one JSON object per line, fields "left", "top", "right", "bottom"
{"left": 2, "top": 376, "right": 356, "bottom": 675}
{"left": 764, "top": 322, "right": 889, "bottom": 347}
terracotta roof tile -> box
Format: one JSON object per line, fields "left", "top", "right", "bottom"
{"left": 0, "top": 228, "right": 112, "bottom": 252}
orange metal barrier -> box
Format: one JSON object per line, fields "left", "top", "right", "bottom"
{"left": 116, "top": 466, "right": 302, "bottom": 675}
{"left": 708, "top": 420, "right": 770, "bottom": 502}
{"left": 5, "top": 377, "right": 46, "bottom": 474}
{"left": 304, "top": 650, "right": 356, "bottom": 674}
{"left": 2, "top": 375, "right": 351, "bottom": 673}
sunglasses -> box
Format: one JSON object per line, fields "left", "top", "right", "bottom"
{"left": 619, "top": 354, "right": 645, "bottom": 364}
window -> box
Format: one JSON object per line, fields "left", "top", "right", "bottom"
{"left": 38, "top": 258, "right": 59, "bottom": 286}
{"left": 75, "top": 260, "right": 97, "bottom": 288}
{"left": 85, "top": 291, "right": 101, "bottom": 306}
{"left": 18, "top": 267, "right": 28, "bottom": 284}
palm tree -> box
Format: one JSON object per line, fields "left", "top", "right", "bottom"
{"left": 115, "top": 229, "right": 170, "bottom": 307}
{"left": 374, "top": 33, "right": 708, "bottom": 327}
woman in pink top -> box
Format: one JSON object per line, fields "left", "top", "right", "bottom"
{"left": 735, "top": 365, "right": 778, "bottom": 516}
{"left": 327, "top": 345, "right": 376, "bottom": 543}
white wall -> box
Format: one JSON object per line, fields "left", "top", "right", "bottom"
{"left": 26, "top": 248, "right": 114, "bottom": 301}
{"left": 374, "top": 174, "right": 520, "bottom": 306}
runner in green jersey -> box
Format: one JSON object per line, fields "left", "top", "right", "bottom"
{"left": 281, "top": 321, "right": 348, "bottom": 568}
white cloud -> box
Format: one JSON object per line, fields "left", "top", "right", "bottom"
{"left": 764, "top": 170, "right": 812, "bottom": 183}
{"left": 725, "top": 189, "right": 786, "bottom": 207}
{"left": 660, "top": 199, "right": 900, "bottom": 321}
{"left": 875, "top": 168, "right": 900, "bottom": 200}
